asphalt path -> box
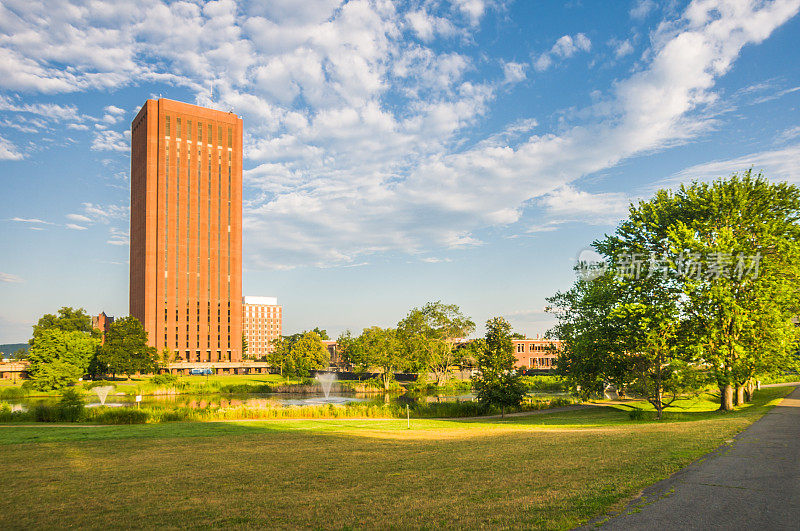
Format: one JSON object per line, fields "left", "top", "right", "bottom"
{"left": 583, "top": 385, "right": 800, "bottom": 530}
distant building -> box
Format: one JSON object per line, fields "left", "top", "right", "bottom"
{"left": 242, "top": 296, "right": 282, "bottom": 357}
{"left": 92, "top": 312, "right": 115, "bottom": 344}
{"left": 323, "top": 340, "right": 348, "bottom": 369}
{"left": 512, "top": 337, "right": 561, "bottom": 371}
{"left": 129, "top": 98, "right": 243, "bottom": 363}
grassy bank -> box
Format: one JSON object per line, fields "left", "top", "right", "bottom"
{"left": 0, "top": 386, "right": 792, "bottom": 529}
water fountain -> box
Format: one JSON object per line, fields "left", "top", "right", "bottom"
{"left": 93, "top": 386, "right": 115, "bottom": 406}
{"left": 316, "top": 372, "right": 337, "bottom": 399}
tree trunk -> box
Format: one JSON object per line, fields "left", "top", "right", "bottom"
{"left": 746, "top": 380, "right": 755, "bottom": 402}
{"left": 735, "top": 385, "right": 745, "bottom": 406}
{"left": 719, "top": 384, "right": 734, "bottom": 411}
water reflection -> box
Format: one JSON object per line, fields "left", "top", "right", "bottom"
{"left": 4, "top": 389, "right": 569, "bottom": 411}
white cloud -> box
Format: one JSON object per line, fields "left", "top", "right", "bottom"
{"left": 107, "top": 227, "right": 129, "bottom": 246}
{"left": 533, "top": 33, "right": 592, "bottom": 72}
{"left": 538, "top": 186, "right": 632, "bottom": 225}
{"left": 65, "top": 223, "right": 88, "bottom": 230}
{"left": 630, "top": 0, "right": 656, "bottom": 20}
{"left": 91, "top": 129, "right": 129, "bottom": 151}
{"left": 82, "top": 202, "right": 129, "bottom": 224}
{"left": 9, "top": 217, "right": 52, "bottom": 224}
{"left": 0, "top": 272, "right": 23, "bottom": 283}
{"left": 0, "top": 134, "right": 23, "bottom": 160}
{"left": 613, "top": 39, "right": 634, "bottom": 58}
{"left": 659, "top": 143, "right": 800, "bottom": 188}
{"left": 502, "top": 61, "right": 527, "bottom": 84}
{"left": 405, "top": 10, "right": 457, "bottom": 42}
{"left": 451, "top": 0, "right": 489, "bottom": 26}
{"left": 66, "top": 213, "right": 93, "bottom": 223}
{"left": 1, "top": 0, "right": 798, "bottom": 270}
{"left": 0, "top": 95, "right": 85, "bottom": 122}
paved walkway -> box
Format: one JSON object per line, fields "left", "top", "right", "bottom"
{"left": 584, "top": 385, "right": 800, "bottom": 530}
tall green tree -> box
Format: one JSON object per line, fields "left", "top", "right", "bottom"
{"left": 472, "top": 317, "right": 527, "bottom": 416}
{"left": 339, "top": 327, "right": 408, "bottom": 391}
{"left": 547, "top": 271, "right": 634, "bottom": 400}
{"left": 98, "top": 316, "right": 157, "bottom": 379}
{"left": 26, "top": 329, "right": 99, "bottom": 390}
{"left": 285, "top": 331, "right": 329, "bottom": 377}
{"left": 269, "top": 330, "right": 329, "bottom": 377}
{"left": 397, "top": 301, "right": 475, "bottom": 385}
{"left": 597, "top": 171, "right": 800, "bottom": 410}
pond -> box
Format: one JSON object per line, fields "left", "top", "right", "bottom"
{"left": 3, "top": 388, "right": 570, "bottom": 412}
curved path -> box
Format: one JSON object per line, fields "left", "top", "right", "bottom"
{"left": 583, "top": 385, "right": 800, "bottom": 530}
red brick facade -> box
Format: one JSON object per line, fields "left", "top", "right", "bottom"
{"left": 130, "top": 99, "right": 243, "bottom": 362}
{"left": 512, "top": 339, "right": 561, "bottom": 370}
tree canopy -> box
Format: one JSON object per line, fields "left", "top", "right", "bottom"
{"left": 98, "top": 316, "right": 157, "bottom": 379}
{"left": 26, "top": 329, "right": 99, "bottom": 390}
{"left": 549, "top": 172, "right": 800, "bottom": 412}
{"left": 397, "top": 301, "right": 475, "bottom": 385}
{"left": 269, "top": 331, "right": 329, "bottom": 377}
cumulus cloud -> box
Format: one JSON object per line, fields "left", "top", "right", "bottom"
{"left": 91, "top": 129, "right": 129, "bottom": 151}
{"left": 534, "top": 33, "right": 591, "bottom": 72}
{"left": 1, "top": 0, "right": 798, "bottom": 270}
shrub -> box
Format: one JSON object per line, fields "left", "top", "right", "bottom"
{"left": 150, "top": 374, "right": 179, "bottom": 386}
{"left": 58, "top": 388, "right": 85, "bottom": 422}
{"left": 0, "top": 387, "right": 27, "bottom": 399}
{"left": 520, "top": 376, "right": 566, "bottom": 392}
{"left": 33, "top": 404, "right": 61, "bottom": 422}
{"left": 0, "top": 402, "right": 31, "bottom": 422}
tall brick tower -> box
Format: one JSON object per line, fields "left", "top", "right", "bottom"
{"left": 130, "top": 99, "right": 243, "bottom": 362}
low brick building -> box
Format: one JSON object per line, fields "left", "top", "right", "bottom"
{"left": 512, "top": 338, "right": 561, "bottom": 370}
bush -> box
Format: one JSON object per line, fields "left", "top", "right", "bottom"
{"left": 0, "top": 387, "right": 27, "bottom": 399}
{"left": 150, "top": 374, "right": 179, "bottom": 386}
{"left": 58, "top": 388, "right": 85, "bottom": 422}
{"left": 0, "top": 402, "right": 32, "bottom": 422}
{"left": 520, "top": 376, "right": 566, "bottom": 392}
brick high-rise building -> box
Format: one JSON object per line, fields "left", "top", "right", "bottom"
{"left": 130, "top": 98, "right": 243, "bottom": 362}
{"left": 242, "top": 296, "right": 283, "bottom": 358}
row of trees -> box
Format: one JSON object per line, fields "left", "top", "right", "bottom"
{"left": 26, "top": 307, "right": 157, "bottom": 390}
{"left": 337, "top": 301, "right": 476, "bottom": 390}
{"left": 548, "top": 172, "right": 800, "bottom": 417}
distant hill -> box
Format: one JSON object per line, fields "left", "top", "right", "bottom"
{"left": 0, "top": 343, "right": 29, "bottom": 358}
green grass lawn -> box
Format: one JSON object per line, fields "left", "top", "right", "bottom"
{"left": 0, "top": 386, "right": 792, "bottom": 529}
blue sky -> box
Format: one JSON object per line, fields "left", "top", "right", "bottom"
{"left": 1, "top": 0, "right": 799, "bottom": 343}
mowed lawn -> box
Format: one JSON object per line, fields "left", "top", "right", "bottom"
{"left": 0, "top": 387, "right": 792, "bottom": 530}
